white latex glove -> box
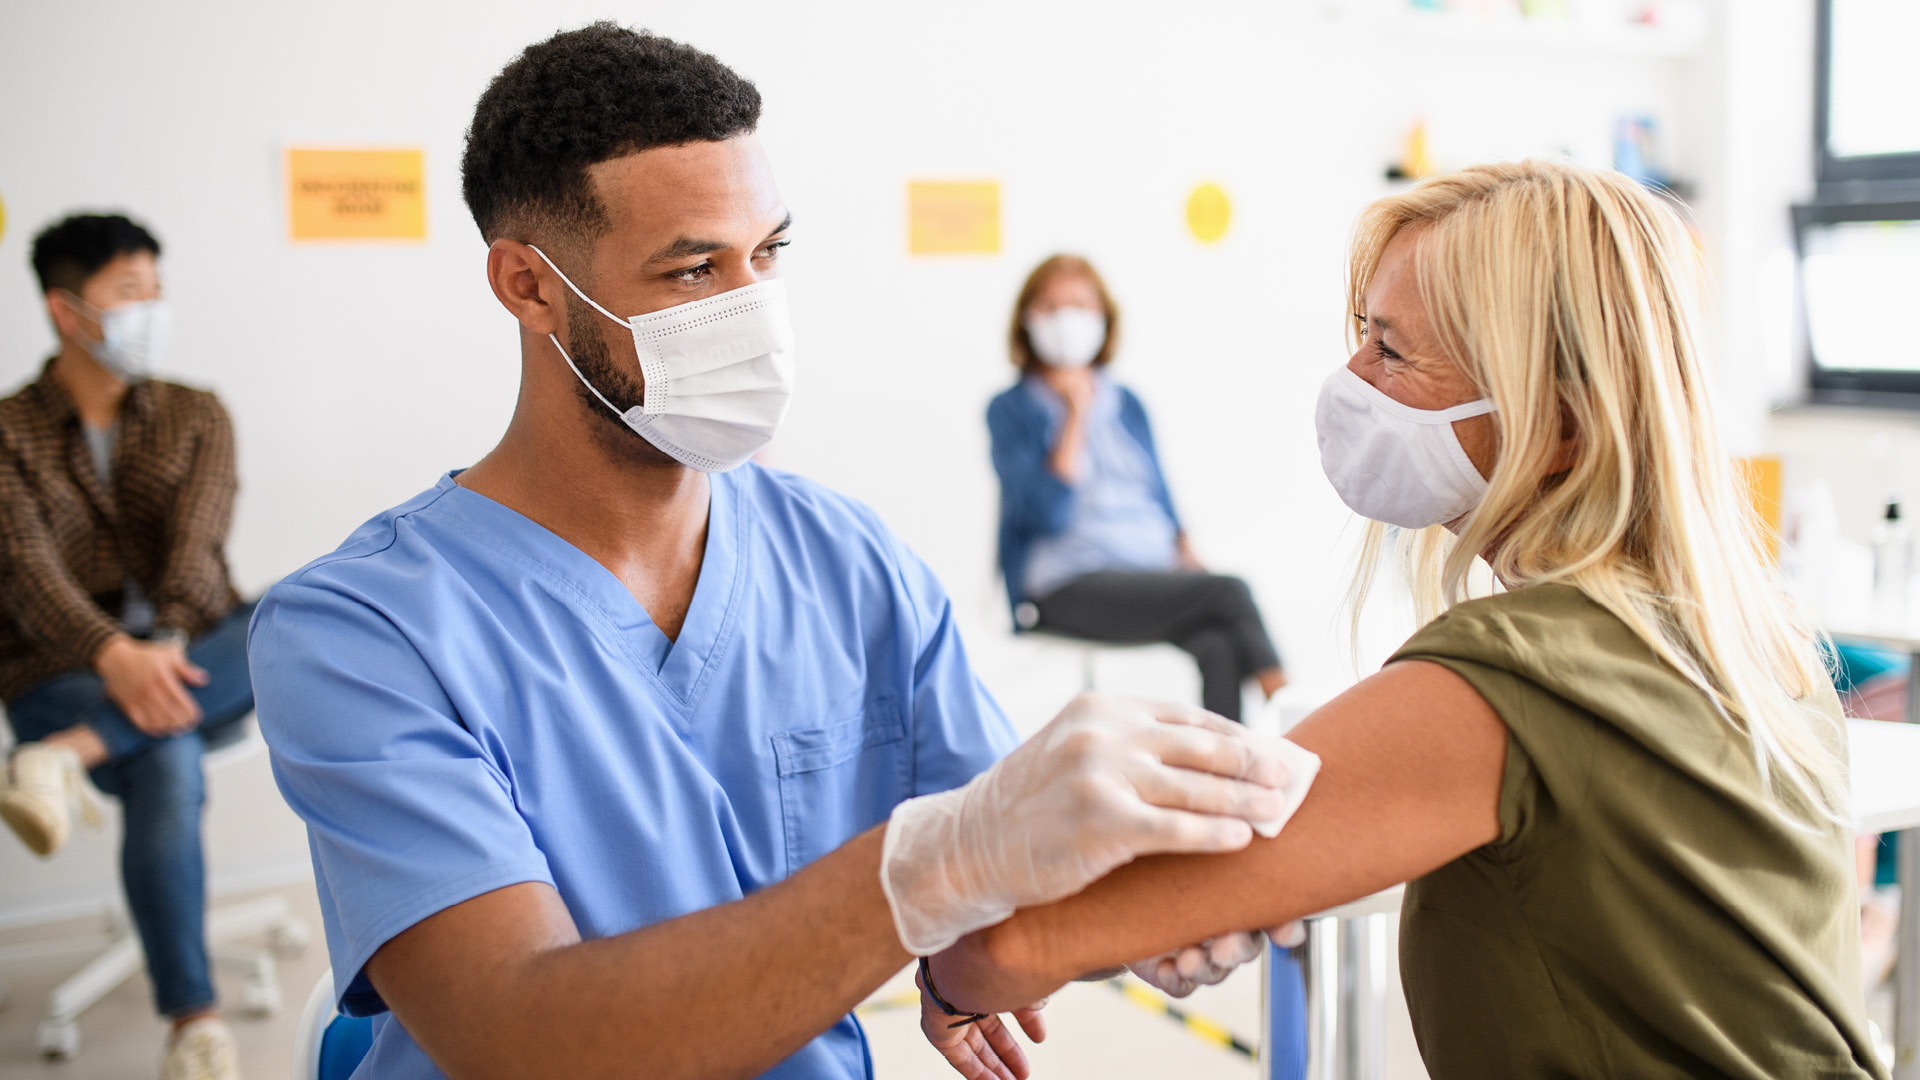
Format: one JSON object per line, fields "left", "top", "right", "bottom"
{"left": 880, "top": 693, "right": 1296, "bottom": 956}
{"left": 1127, "top": 920, "right": 1307, "bottom": 998}
{"left": 1127, "top": 932, "right": 1266, "bottom": 998}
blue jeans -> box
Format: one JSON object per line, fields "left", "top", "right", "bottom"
{"left": 4, "top": 602, "right": 257, "bottom": 1019}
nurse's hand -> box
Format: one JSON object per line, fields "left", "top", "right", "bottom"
{"left": 1127, "top": 930, "right": 1266, "bottom": 998}
{"left": 879, "top": 693, "right": 1293, "bottom": 956}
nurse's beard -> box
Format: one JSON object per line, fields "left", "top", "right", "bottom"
{"left": 563, "top": 294, "right": 678, "bottom": 467}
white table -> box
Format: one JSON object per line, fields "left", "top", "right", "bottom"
{"left": 1265, "top": 715, "right": 1920, "bottom": 1080}
{"left": 1833, "top": 626, "right": 1920, "bottom": 1080}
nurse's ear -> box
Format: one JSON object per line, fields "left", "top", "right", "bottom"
{"left": 486, "top": 238, "right": 568, "bottom": 337}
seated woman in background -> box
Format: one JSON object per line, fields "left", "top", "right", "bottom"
{"left": 987, "top": 255, "right": 1287, "bottom": 722}
{"left": 929, "top": 161, "right": 1885, "bottom": 1080}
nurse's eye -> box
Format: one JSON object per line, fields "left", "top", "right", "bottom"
{"left": 1375, "top": 340, "right": 1404, "bottom": 365}
{"left": 1354, "top": 313, "right": 1368, "bottom": 338}
{"left": 755, "top": 239, "right": 791, "bottom": 261}
{"left": 667, "top": 262, "right": 713, "bottom": 284}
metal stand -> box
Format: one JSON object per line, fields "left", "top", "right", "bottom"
{"left": 1899, "top": 648, "right": 1920, "bottom": 1080}
{"left": 1304, "top": 918, "right": 1340, "bottom": 1080}
{"left": 1899, "top": 830, "right": 1920, "bottom": 1080}
{"left": 1293, "top": 887, "right": 1404, "bottom": 1080}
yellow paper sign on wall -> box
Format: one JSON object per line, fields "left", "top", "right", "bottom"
{"left": 907, "top": 180, "right": 1000, "bottom": 256}
{"left": 287, "top": 148, "right": 426, "bottom": 242}
{"left": 1737, "top": 455, "right": 1783, "bottom": 564}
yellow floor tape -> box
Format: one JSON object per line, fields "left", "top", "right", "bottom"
{"left": 854, "top": 979, "right": 1257, "bottom": 1060}
{"left": 1106, "top": 978, "right": 1258, "bottom": 1059}
{"left": 854, "top": 990, "right": 921, "bottom": 1017}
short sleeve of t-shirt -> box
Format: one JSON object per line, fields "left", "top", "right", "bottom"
{"left": 1388, "top": 591, "right": 1604, "bottom": 855}
{"left": 249, "top": 578, "right": 554, "bottom": 1016}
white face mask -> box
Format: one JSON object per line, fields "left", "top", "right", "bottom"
{"left": 64, "top": 293, "right": 170, "bottom": 381}
{"left": 1024, "top": 307, "right": 1107, "bottom": 368}
{"left": 530, "top": 246, "right": 796, "bottom": 473}
{"left": 1314, "top": 366, "right": 1496, "bottom": 529}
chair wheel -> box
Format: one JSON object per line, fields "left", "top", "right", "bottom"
{"left": 38, "top": 1018, "right": 80, "bottom": 1059}
{"left": 269, "top": 920, "right": 311, "bottom": 955}
{"left": 243, "top": 978, "right": 281, "bottom": 1017}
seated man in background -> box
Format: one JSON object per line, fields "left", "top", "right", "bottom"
{"left": 248, "top": 24, "right": 1294, "bottom": 1080}
{"left": 0, "top": 213, "right": 254, "bottom": 1080}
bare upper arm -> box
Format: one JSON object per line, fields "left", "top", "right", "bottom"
{"left": 992, "top": 658, "right": 1509, "bottom": 983}
{"left": 363, "top": 881, "right": 580, "bottom": 1072}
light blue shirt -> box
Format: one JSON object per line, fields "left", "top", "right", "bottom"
{"left": 248, "top": 467, "right": 1015, "bottom": 1080}
{"left": 1021, "top": 376, "right": 1180, "bottom": 599}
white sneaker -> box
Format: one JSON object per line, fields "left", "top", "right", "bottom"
{"left": 162, "top": 1016, "right": 241, "bottom": 1080}
{"left": 0, "top": 743, "right": 101, "bottom": 857}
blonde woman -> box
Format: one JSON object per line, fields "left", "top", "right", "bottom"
{"left": 919, "top": 159, "right": 1884, "bottom": 1080}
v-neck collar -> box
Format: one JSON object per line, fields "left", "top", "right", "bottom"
{"left": 432, "top": 469, "right": 746, "bottom": 717}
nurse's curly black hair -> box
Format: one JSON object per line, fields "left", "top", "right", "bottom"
{"left": 461, "top": 22, "right": 761, "bottom": 243}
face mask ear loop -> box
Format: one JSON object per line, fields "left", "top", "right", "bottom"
{"left": 54, "top": 289, "right": 104, "bottom": 340}
{"left": 525, "top": 245, "right": 627, "bottom": 328}
{"left": 526, "top": 245, "right": 643, "bottom": 423}
{"left": 547, "top": 333, "right": 631, "bottom": 424}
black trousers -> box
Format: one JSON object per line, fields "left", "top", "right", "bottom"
{"left": 1031, "top": 571, "right": 1283, "bottom": 721}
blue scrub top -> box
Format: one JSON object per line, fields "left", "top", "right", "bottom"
{"left": 249, "top": 467, "right": 1016, "bottom": 1080}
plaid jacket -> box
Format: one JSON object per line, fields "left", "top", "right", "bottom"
{"left": 0, "top": 361, "right": 241, "bottom": 701}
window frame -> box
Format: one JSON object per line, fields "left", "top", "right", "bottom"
{"left": 1794, "top": 197, "right": 1920, "bottom": 404}
{"left": 1814, "top": 0, "right": 1920, "bottom": 188}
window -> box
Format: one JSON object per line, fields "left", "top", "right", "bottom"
{"left": 1796, "top": 0, "right": 1920, "bottom": 403}
{"left": 1795, "top": 200, "right": 1920, "bottom": 400}
{"left": 1815, "top": 0, "right": 1920, "bottom": 185}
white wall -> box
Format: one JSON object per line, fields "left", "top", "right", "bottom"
{"left": 0, "top": 0, "right": 1797, "bottom": 921}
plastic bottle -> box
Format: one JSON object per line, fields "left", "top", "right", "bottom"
{"left": 1873, "top": 495, "right": 1911, "bottom": 633}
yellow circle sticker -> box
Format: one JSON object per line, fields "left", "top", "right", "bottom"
{"left": 1186, "top": 182, "right": 1231, "bottom": 244}
{"left": 0, "top": 189, "right": 8, "bottom": 247}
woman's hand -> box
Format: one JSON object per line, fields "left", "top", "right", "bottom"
{"left": 1175, "top": 535, "right": 1205, "bottom": 572}
{"left": 924, "top": 924, "right": 1069, "bottom": 1020}
{"left": 918, "top": 961, "right": 1048, "bottom": 1080}
{"left": 1041, "top": 367, "right": 1096, "bottom": 415}
{"left": 1043, "top": 368, "right": 1097, "bottom": 482}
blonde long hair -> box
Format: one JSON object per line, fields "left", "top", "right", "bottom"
{"left": 1345, "top": 159, "right": 1847, "bottom": 823}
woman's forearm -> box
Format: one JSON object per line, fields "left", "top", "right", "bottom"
{"left": 1048, "top": 409, "right": 1088, "bottom": 482}
{"left": 935, "top": 660, "right": 1510, "bottom": 1013}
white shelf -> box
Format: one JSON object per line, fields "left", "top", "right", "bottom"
{"left": 1375, "top": 10, "right": 1708, "bottom": 59}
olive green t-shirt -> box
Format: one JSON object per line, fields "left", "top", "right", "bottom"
{"left": 1391, "top": 584, "right": 1884, "bottom": 1080}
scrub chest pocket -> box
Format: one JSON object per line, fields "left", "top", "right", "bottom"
{"left": 773, "top": 701, "right": 910, "bottom": 877}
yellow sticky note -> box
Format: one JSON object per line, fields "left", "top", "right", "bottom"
{"left": 1737, "top": 456, "right": 1783, "bottom": 563}
{"left": 0, "top": 188, "right": 7, "bottom": 247}
{"left": 1186, "top": 182, "right": 1231, "bottom": 244}
{"left": 287, "top": 148, "right": 426, "bottom": 242}
{"left": 907, "top": 180, "right": 1000, "bottom": 256}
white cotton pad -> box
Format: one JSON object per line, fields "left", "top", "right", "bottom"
{"left": 1251, "top": 737, "right": 1321, "bottom": 839}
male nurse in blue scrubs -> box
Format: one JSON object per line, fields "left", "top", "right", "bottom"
{"left": 248, "top": 23, "right": 1296, "bottom": 1080}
